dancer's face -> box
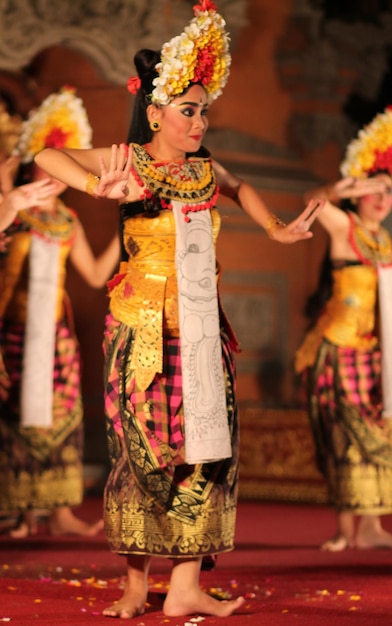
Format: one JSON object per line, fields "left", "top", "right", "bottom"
{"left": 148, "top": 84, "right": 209, "bottom": 160}
{"left": 358, "top": 173, "right": 392, "bottom": 226}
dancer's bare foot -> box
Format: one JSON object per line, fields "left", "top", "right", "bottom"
{"left": 102, "top": 590, "right": 147, "bottom": 619}
{"left": 321, "top": 534, "right": 352, "bottom": 552}
{"left": 164, "top": 587, "right": 245, "bottom": 618}
{"left": 103, "top": 555, "right": 151, "bottom": 619}
{"left": 356, "top": 515, "right": 392, "bottom": 549}
{"left": 10, "top": 511, "right": 38, "bottom": 538}
{"left": 321, "top": 511, "right": 355, "bottom": 551}
{"left": 49, "top": 506, "right": 104, "bottom": 536}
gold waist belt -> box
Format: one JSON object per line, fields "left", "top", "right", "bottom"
{"left": 109, "top": 262, "right": 179, "bottom": 335}
{"left": 109, "top": 263, "right": 179, "bottom": 391}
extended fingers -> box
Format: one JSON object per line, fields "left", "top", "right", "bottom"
{"left": 23, "top": 179, "right": 55, "bottom": 196}
{"left": 105, "top": 144, "right": 129, "bottom": 177}
{"left": 343, "top": 177, "right": 386, "bottom": 197}
{"left": 99, "top": 154, "right": 108, "bottom": 177}
{"left": 292, "top": 199, "right": 324, "bottom": 229}
{"left": 303, "top": 198, "right": 324, "bottom": 222}
{"left": 107, "top": 144, "right": 118, "bottom": 173}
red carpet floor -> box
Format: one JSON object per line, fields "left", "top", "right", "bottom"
{"left": 1, "top": 498, "right": 392, "bottom": 625}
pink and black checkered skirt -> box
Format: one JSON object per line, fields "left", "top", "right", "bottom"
{"left": 307, "top": 339, "right": 392, "bottom": 514}
{"left": 0, "top": 316, "right": 84, "bottom": 511}
{"left": 103, "top": 312, "right": 239, "bottom": 557}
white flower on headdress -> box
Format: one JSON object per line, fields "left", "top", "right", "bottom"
{"left": 150, "top": 0, "right": 231, "bottom": 106}
{"left": 340, "top": 106, "right": 392, "bottom": 178}
{"left": 14, "top": 86, "right": 92, "bottom": 164}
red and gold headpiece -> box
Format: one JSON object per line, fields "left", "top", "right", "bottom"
{"left": 340, "top": 106, "right": 392, "bottom": 178}
{"left": 14, "top": 86, "right": 92, "bottom": 164}
{"left": 128, "top": 1, "right": 231, "bottom": 106}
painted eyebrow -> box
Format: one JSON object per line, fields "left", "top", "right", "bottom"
{"left": 170, "top": 101, "right": 208, "bottom": 108}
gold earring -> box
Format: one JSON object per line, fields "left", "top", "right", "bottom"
{"left": 149, "top": 120, "right": 161, "bottom": 132}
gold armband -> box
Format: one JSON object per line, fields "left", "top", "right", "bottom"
{"left": 266, "top": 213, "right": 286, "bottom": 239}
{"left": 85, "top": 172, "right": 100, "bottom": 198}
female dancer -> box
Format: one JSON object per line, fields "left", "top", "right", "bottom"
{"left": 296, "top": 107, "right": 392, "bottom": 551}
{"left": 0, "top": 88, "right": 120, "bottom": 537}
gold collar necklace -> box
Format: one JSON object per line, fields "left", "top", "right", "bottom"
{"left": 130, "top": 143, "right": 219, "bottom": 220}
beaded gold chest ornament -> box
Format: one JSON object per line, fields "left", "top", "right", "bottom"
{"left": 129, "top": 143, "right": 219, "bottom": 221}
{"left": 16, "top": 201, "right": 76, "bottom": 243}
{"left": 349, "top": 212, "right": 392, "bottom": 266}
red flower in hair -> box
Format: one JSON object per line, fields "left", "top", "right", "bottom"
{"left": 44, "top": 127, "right": 71, "bottom": 149}
{"left": 370, "top": 146, "right": 392, "bottom": 175}
{"left": 194, "top": 0, "right": 217, "bottom": 11}
{"left": 127, "top": 76, "right": 141, "bottom": 95}
{"left": 193, "top": 46, "right": 215, "bottom": 85}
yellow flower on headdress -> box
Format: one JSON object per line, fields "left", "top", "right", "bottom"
{"left": 151, "top": 0, "right": 231, "bottom": 106}
{"left": 14, "top": 86, "right": 92, "bottom": 163}
{"left": 340, "top": 106, "right": 392, "bottom": 178}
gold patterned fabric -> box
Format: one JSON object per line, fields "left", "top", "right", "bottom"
{"left": 0, "top": 204, "right": 84, "bottom": 511}
{"left": 297, "top": 212, "right": 392, "bottom": 513}
{"left": 103, "top": 314, "right": 239, "bottom": 557}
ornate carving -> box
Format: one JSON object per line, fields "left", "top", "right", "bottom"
{"left": 238, "top": 407, "right": 328, "bottom": 503}
{"left": 0, "top": 0, "right": 247, "bottom": 84}
{"left": 277, "top": 0, "right": 392, "bottom": 152}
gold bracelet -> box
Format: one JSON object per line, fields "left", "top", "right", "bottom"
{"left": 266, "top": 213, "right": 286, "bottom": 239}
{"left": 85, "top": 172, "right": 100, "bottom": 198}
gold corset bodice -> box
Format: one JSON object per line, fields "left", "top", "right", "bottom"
{"left": 0, "top": 213, "right": 73, "bottom": 323}
{"left": 295, "top": 264, "right": 378, "bottom": 372}
{"left": 109, "top": 208, "right": 221, "bottom": 335}
{"left": 322, "top": 264, "right": 378, "bottom": 347}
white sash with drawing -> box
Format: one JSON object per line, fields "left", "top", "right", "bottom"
{"left": 172, "top": 201, "right": 232, "bottom": 463}
{"left": 21, "top": 234, "right": 59, "bottom": 428}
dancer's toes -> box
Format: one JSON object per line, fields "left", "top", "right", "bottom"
{"left": 164, "top": 588, "right": 245, "bottom": 618}
{"left": 10, "top": 522, "right": 30, "bottom": 538}
{"left": 9, "top": 513, "right": 38, "bottom": 538}
{"left": 102, "top": 598, "right": 145, "bottom": 619}
{"left": 321, "top": 535, "right": 351, "bottom": 552}
{"left": 49, "top": 507, "right": 104, "bottom": 536}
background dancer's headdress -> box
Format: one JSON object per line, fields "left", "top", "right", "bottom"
{"left": 127, "top": 0, "right": 231, "bottom": 105}
{"left": 340, "top": 106, "right": 392, "bottom": 178}
{"left": 14, "top": 86, "right": 92, "bottom": 163}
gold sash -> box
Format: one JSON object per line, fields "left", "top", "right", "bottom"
{"left": 109, "top": 209, "right": 221, "bottom": 391}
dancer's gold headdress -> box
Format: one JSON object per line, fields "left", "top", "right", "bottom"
{"left": 14, "top": 86, "right": 92, "bottom": 164}
{"left": 128, "top": 0, "right": 231, "bottom": 106}
{"left": 340, "top": 106, "right": 392, "bottom": 178}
